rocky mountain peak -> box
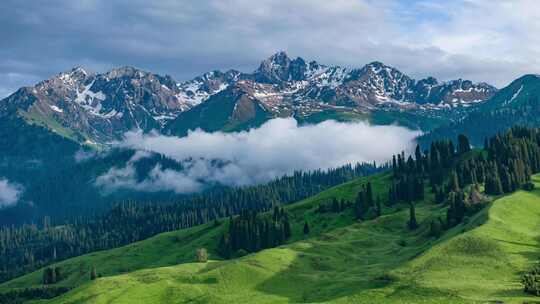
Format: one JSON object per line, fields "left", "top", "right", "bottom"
{"left": 254, "top": 51, "right": 312, "bottom": 83}
{"left": 269, "top": 51, "right": 291, "bottom": 64}
{"left": 104, "top": 66, "right": 150, "bottom": 79}
{"left": 255, "top": 51, "right": 293, "bottom": 83}
{"left": 68, "top": 66, "right": 91, "bottom": 78}
{"left": 43, "top": 66, "right": 93, "bottom": 89}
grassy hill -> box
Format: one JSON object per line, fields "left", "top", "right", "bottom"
{"left": 3, "top": 174, "right": 540, "bottom": 303}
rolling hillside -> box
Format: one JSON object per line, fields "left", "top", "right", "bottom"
{"left": 3, "top": 173, "right": 540, "bottom": 303}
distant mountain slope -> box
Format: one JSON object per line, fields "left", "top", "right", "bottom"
{"left": 164, "top": 82, "right": 273, "bottom": 136}
{"left": 420, "top": 74, "right": 540, "bottom": 146}
{"left": 0, "top": 52, "right": 497, "bottom": 144}
{"left": 0, "top": 115, "right": 189, "bottom": 225}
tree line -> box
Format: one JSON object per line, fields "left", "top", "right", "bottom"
{"left": 217, "top": 207, "right": 292, "bottom": 258}
{"left": 391, "top": 126, "right": 540, "bottom": 232}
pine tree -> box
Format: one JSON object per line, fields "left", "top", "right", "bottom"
{"left": 355, "top": 190, "right": 365, "bottom": 220}
{"left": 392, "top": 155, "right": 397, "bottom": 175}
{"left": 366, "top": 182, "right": 374, "bottom": 208}
{"left": 54, "top": 266, "right": 61, "bottom": 282}
{"left": 449, "top": 170, "right": 460, "bottom": 192}
{"left": 415, "top": 145, "right": 423, "bottom": 173}
{"left": 42, "top": 267, "right": 53, "bottom": 285}
{"left": 375, "top": 196, "right": 382, "bottom": 217}
{"left": 218, "top": 233, "right": 230, "bottom": 259}
{"left": 303, "top": 221, "right": 310, "bottom": 235}
{"left": 429, "top": 219, "right": 442, "bottom": 238}
{"left": 457, "top": 134, "right": 471, "bottom": 155}
{"left": 90, "top": 265, "right": 97, "bottom": 280}
{"left": 50, "top": 267, "right": 56, "bottom": 284}
{"left": 283, "top": 216, "right": 292, "bottom": 239}
{"left": 331, "top": 198, "right": 340, "bottom": 212}
{"left": 486, "top": 166, "right": 504, "bottom": 195}
{"left": 408, "top": 203, "right": 418, "bottom": 230}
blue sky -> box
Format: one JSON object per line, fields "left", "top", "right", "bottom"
{"left": 1, "top": 0, "right": 538, "bottom": 97}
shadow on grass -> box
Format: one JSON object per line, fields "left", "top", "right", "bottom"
{"left": 251, "top": 202, "right": 463, "bottom": 303}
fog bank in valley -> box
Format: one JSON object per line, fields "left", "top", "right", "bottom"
{"left": 96, "top": 118, "right": 420, "bottom": 194}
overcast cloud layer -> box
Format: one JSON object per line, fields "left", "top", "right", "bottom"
{"left": 96, "top": 118, "right": 419, "bottom": 194}
{"left": 0, "top": 178, "right": 23, "bottom": 208}
{"left": 1, "top": 0, "right": 539, "bottom": 97}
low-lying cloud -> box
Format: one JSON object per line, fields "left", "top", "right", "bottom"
{"left": 0, "top": 178, "right": 23, "bottom": 207}
{"left": 96, "top": 118, "right": 420, "bottom": 194}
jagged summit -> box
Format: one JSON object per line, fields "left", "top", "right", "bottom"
{"left": 104, "top": 66, "right": 153, "bottom": 79}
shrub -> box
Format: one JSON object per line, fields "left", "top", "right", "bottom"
{"left": 522, "top": 264, "right": 540, "bottom": 296}
{"left": 523, "top": 182, "right": 536, "bottom": 191}
{"left": 236, "top": 249, "right": 248, "bottom": 257}
{"left": 196, "top": 248, "right": 208, "bottom": 263}
{"left": 429, "top": 219, "right": 442, "bottom": 238}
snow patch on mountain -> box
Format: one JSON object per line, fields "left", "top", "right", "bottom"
{"left": 74, "top": 80, "right": 106, "bottom": 116}
{"left": 49, "top": 105, "right": 64, "bottom": 113}
{"left": 506, "top": 85, "right": 523, "bottom": 105}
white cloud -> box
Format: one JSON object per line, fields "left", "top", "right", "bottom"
{"left": 0, "top": 178, "right": 23, "bottom": 207}
{"left": 96, "top": 118, "right": 419, "bottom": 194}
{"left": 74, "top": 148, "right": 97, "bottom": 162}
{"left": 3, "top": 0, "right": 540, "bottom": 94}
{"left": 396, "top": 0, "right": 540, "bottom": 86}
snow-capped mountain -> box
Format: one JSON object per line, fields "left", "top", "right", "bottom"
{"left": 245, "top": 52, "right": 496, "bottom": 109}
{"left": 0, "top": 51, "right": 497, "bottom": 144}
{"left": 0, "top": 66, "right": 246, "bottom": 143}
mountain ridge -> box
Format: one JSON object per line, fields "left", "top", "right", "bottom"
{"left": 419, "top": 73, "right": 540, "bottom": 146}
{"left": 0, "top": 52, "right": 497, "bottom": 144}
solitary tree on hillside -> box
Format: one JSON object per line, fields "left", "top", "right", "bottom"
{"left": 303, "top": 221, "right": 310, "bottom": 236}
{"left": 90, "top": 265, "right": 97, "bottom": 280}
{"left": 54, "top": 266, "right": 61, "bottom": 282}
{"left": 408, "top": 203, "right": 418, "bottom": 230}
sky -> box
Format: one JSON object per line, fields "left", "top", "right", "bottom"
{"left": 1, "top": 0, "right": 539, "bottom": 97}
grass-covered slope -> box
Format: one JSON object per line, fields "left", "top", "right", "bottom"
{"left": 0, "top": 173, "right": 392, "bottom": 292}
{"left": 394, "top": 174, "right": 540, "bottom": 303}
{"left": 5, "top": 174, "right": 540, "bottom": 303}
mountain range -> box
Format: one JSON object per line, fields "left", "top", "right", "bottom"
{"left": 0, "top": 52, "right": 499, "bottom": 144}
